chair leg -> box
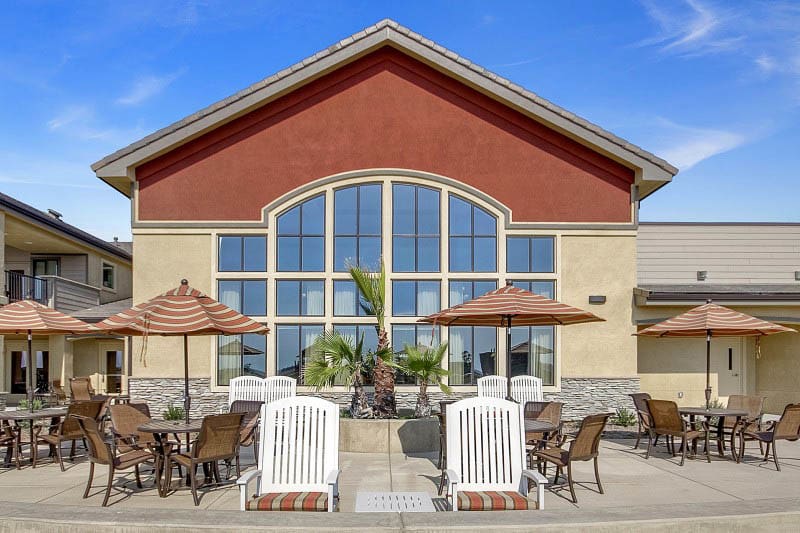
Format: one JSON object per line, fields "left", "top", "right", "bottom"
{"left": 680, "top": 436, "right": 687, "bottom": 467}
{"left": 84, "top": 462, "right": 94, "bottom": 499}
{"left": 645, "top": 433, "right": 653, "bottom": 460}
{"left": 190, "top": 463, "right": 200, "bottom": 506}
{"left": 554, "top": 466, "right": 561, "bottom": 484}
{"left": 772, "top": 441, "right": 781, "bottom": 472}
{"left": 763, "top": 441, "right": 771, "bottom": 463}
{"left": 566, "top": 464, "right": 577, "bottom": 504}
{"left": 70, "top": 439, "right": 76, "bottom": 459}
{"left": 134, "top": 464, "right": 142, "bottom": 489}
{"left": 235, "top": 454, "right": 241, "bottom": 478}
{"left": 705, "top": 431, "right": 711, "bottom": 463}
{"left": 594, "top": 457, "right": 604, "bottom": 494}
{"left": 55, "top": 443, "right": 65, "bottom": 472}
{"left": 438, "top": 469, "right": 446, "bottom": 495}
{"left": 633, "top": 421, "right": 642, "bottom": 450}
{"left": 103, "top": 466, "right": 114, "bottom": 507}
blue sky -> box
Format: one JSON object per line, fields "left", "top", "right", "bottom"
{"left": 1, "top": 1, "right": 798, "bottom": 241}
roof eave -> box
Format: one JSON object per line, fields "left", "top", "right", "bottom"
{"left": 92, "top": 20, "right": 678, "bottom": 197}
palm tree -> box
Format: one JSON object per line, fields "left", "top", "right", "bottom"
{"left": 349, "top": 261, "right": 397, "bottom": 417}
{"left": 400, "top": 343, "right": 451, "bottom": 418}
{"left": 304, "top": 330, "right": 391, "bottom": 418}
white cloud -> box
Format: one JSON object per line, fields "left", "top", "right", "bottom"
{"left": 116, "top": 69, "right": 185, "bottom": 106}
{"left": 651, "top": 119, "right": 748, "bottom": 170}
{"left": 638, "top": 0, "right": 741, "bottom": 56}
{"left": 46, "top": 105, "right": 146, "bottom": 145}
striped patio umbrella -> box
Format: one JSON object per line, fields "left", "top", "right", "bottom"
{"left": 636, "top": 301, "right": 795, "bottom": 407}
{"left": 419, "top": 282, "right": 604, "bottom": 398}
{"left": 96, "top": 280, "right": 269, "bottom": 422}
{"left": 0, "top": 300, "right": 97, "bottom": 410}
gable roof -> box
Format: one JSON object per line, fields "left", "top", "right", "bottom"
{"left": 0, "top": 192, "right": 132, "bottom": 261}
{"left": 92, "top": 19, "right": 677, "bottom": 199}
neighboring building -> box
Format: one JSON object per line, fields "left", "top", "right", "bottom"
{"left": 0, "top": 192, "right": 133, "bottom": 400}
{"left": 635, "top": 223, "right": 800, "bottom": 414}
{"left": 90, "top": 20, "right": 678, "bottom": 418}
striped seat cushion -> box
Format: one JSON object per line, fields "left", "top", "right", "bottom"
{"left": 457, "top": 491, "right": 532, "bottom": 511}
{"left": 246, "top": 492, "right": 329, "bottom": 511}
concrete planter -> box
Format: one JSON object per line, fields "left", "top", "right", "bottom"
{"left": 339, "top": 417, "right": 440, "bottom": 453}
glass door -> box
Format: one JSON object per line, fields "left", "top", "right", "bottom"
{"left": 105, "top": 350, "right": 124, "bottom": 394}
{"left": 10, "top": 350, "right": 48, "bottom": 394}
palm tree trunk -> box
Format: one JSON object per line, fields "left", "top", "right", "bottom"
{"left": 372, "top": 327, "right": 397, "bottom": 418}
{"left": 415, "top": 381, "right": 430, "bottom": 418}
{"left": 351, "top": 375, "right": 371, "bottom": 418}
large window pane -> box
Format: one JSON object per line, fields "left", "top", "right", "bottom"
{"left": 301, "top": 237, "right": 324, "bottom": 271}
{"left": 218, "top": 237, "right": 242, "bottom": 271}
{"left": 510, "top": 325, "right": 555, "bottom": 386}
{"left": 532, "top": 236, "right": 555, "bottom": 273}
{"left": 392, "top": 185, "right": 415, "bottom": 234}
{"left": 358, "top": 237, "right": 381, "bottom": 271}
{"left": 242, "top": 280, "right": 266, "bottom": 315}
{"left": 242, "top": 334, "right": 267, "bottom": 379}
{"left": 243, "top": 237, "right": 266, "bottom": 271}
{"left": 277, "top": 237, "right": 300, "bottom": 271}
{"left": 417, "top": 281, "right": 440, "bottom": 316}
{"left": 276, "top": 280, "right": 300, "bottom": 316}
{"left": 276, "top": 324, "right": 322, "bottom": 383}
{"left": 218, "top": 280, "right": 242, "bottom": 311}
{"left": 218, "top": 334, "right": 266, "bottom": 386}
{"left": 334, "top": 280, "right": 357, "bottom": 316}
{"left": 510, "top": 280, "right": 555, "bottom": 299}
{"left": 335, "top": 185, "right": 382, "bottom": 271}
{"left": 334, "top": 237, "right": 357, "bottom": 271}
{"left": 449, "top": 326, "right": 496, "bottom": 385}
{"left": 417, "top": 237, "right": 439, "bottom": 272}
{"left": 392, "top": 281, "right": 416, "bottom": 316}
{"left": 333, "top": 324, "right": 378, "bottom": 354}
{"left": 359, "top": 184, "right": 382, "bottom": 235}
{"left": 301, "top": 280, "right": 325, "bottom": 316}
{"left": 334, "top": 187, "right": 357, "bottom": 234}
{"left": 301, "top": 196, "right": 325, "bottom": 235}
{"left": 507, "top": 237, "right": 529, "bottom": 273}
{"left": 277, "top": 206, "right": 300, "bottom": 235}
{"left": 473, "top": 237, "right": 496, "bottom": 272}
{"left": 449, "top": 237, "right": 472, "bottom": 272}
{"left": 449, "top": 280, "right": 497, "bottom": 306}
{"left": 392, "top": 237, "right": 415, "bottom": 272}
{"left": 448, "top": 196, "right": 471, "bottom": 236}
{"left": 417, "top": 187, "right": 440, "bottom": 235}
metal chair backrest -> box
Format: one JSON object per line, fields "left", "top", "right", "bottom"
{"left": 446, "top": 397, "right": 526, "bottom": 493}
{"left": 511, "top": 375, "right": 543, "bottom": 404}
{"left": 69, "top": 377, "right": 94, "bottom": 401}
{"left": 264, "top": 376, "right": 296, "bottom": 403}
{"left": 257, "top": 396, "right": 339, "bottom": 494}
{"left": 75, "top": 415, "right": 113, "bottom": 465}
{"left": 109, "top": 403, "right": 153, "bottom": 445}
{"left": 629, "top": 392, "right": 651, "bottom": 413}
{"left": 569, "top": 413, "right": 611, "bottom": 461}
{"left": 523, "top": 401, "right": 563, "bottom": 427}
{"left": 228, "top": 376, "right": 265, "bottom": 405}
{"left": 192, "top": 413, "right": 244, "bottom": 462}
{"left": 646, "top": 399, "right": 682, "bottom": 433}
{"left": 774, "top": 404, "right": 800, "bottom": 440}
{"left": 477, "top": 375, "right": 507, "bottom": 399}
{"left": 61, "top": 400, "right": 106, "bottom": 439}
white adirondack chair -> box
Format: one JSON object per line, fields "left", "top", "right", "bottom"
{"left": 511, "top": 375, "right": 544, "bottom": 405}
{"left": 477, "top": 375, "right": 507, "bottom": 399}
{"left": 445, "top": 397, "right": 547, "bottom": 511}
{"left": 264, "top": 376, "right": 296, "bottom": 403}
{"left": 228, "top": 376, "right": 266, "bottom": 406}
{"left": 238, "top": 396, "right": 340, "bottom": 512}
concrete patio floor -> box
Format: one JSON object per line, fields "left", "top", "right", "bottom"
{"left": 1, "top": 435, "right": 799, "bottom": 530}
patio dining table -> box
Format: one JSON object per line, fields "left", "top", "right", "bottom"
{"left": 0, "top": 407, "right": 68, "bottom": 465}
{"left": 137, "top": 419, "right": 203, "bottom": 497}
{"left": 679, "top": 407, "right": 748, "bottom": 460}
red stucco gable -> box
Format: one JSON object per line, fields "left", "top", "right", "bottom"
{"left": 136, "top": 47, "right": 635, "bottom": 223}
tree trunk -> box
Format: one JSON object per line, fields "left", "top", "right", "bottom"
{"left": 350, "top": 376, "right": 372, "bottom": 419}
{"left": 415, "top": 381, "right": 430, "bottom": 418}
{"left": 372, "top": 327, "right": 397, "bottom": 418}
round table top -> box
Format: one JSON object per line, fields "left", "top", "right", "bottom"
{"left": 137, "top": 419, "right": 203, "bottom": 434}
{"left": 0, "top": 407, "right": 68, "bottom": 421}
{"left": 679, "top": 407, "right": 749, "bottom": 417}
{"left": 524, "top": 419, "right": 558, "bottom": 433}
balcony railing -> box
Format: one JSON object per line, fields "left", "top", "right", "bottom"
{"left": 5, "top": 270, "right": 49, "bottom": 305}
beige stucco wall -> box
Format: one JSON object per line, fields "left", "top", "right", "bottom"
{"left": 559, "top": 234, "right": 638, "bottom": 379}
{"left": 755, "top": 326, "right": 800, "bottom": 414}
{"left": 131, "top": 232, "right": 214, "bottom": 378}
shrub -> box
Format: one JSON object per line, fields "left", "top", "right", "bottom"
{"left": 612, "top": 407, "right": 637, "bottom": 427}
{"left": 163, "top": 405, "right": 186, "bottom": 421}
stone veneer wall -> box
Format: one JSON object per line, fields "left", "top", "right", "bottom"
{"left": 128, "top": 377, "right": 638, "bottom": 420}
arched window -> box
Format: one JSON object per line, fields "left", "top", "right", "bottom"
{"left": 276, "top": 194, "right": 325, "bottom": 272}
{"left": 392, "top": 184, "right": 440, "bottom": 272}
{"left": 448, "top": 195, "right": 496, "bottom": 272}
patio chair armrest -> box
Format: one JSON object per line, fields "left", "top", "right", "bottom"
{"left": 444, "top": 469, "right": 460, "bottom": 511}
{"left": 521, "top": 469, "right": 548, "bottom": 510}
{"left": 325, "top": 469, "right": 341, "bottom": 512}
{"left": 237, "top": 469, "right": 262, "bottom": 511}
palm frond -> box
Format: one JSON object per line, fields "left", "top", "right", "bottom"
{"left": 401, "top": 342, "right": 452, "bottom": 394}
{"left": 304, "top": 330, "right": 367, "bottom": 389}
{"left": 348, "top": 261, "right": 386, "bottom": 327}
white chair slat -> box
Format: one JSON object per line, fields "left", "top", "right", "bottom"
{"left": 477, "top": 375, "right": 507, "bottom": 399}
{"left": 511, "top": 375, "right": 543, "bottom": 404}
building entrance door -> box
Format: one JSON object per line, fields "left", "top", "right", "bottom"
{"left": 711, "top": 339, "right": 743, "bottom": 400}
{"left": 10, "top": 350, "right": 49, "bottom": 394}
{"left": 101, "top": 347, "right": 124, "bottom": 394}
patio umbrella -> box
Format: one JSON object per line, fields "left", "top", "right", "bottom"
{"left": 636, "top": 301, "right": 795, "bottom": 408}
{"left": 419, "top": 281, "right": 604, "bottom": 399}
{"left": 95, "top": 280, "right": 269, "bottom": 422}
{"left": 0, "top": 300, "right": 97, "bottom": 411}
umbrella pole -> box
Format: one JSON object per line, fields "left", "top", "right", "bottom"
{"left": 506, "top": 316, "right": 513, "bottom": 401}
{"left": 27, "top": 330, "right": 34, "bottom": 412}
{"left": 183, "top": 334, "right": 190, "bottom": 424}
{"left": 705, "top": 330, "right": 712, "bottom": 409}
